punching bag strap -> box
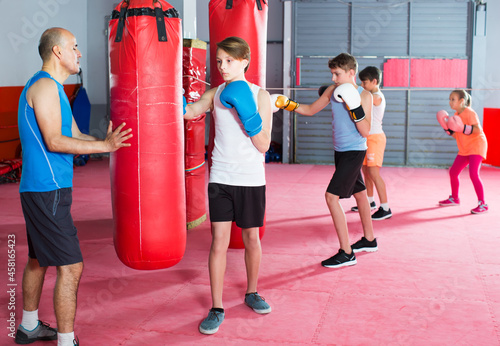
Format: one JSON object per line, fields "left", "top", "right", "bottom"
{"left": 114, "top": 1, "right": 128, "bottom": 42}
{"left": 112, "top": 1, "right": 179, "bottom": 42}
{"left": 154, "top": 1, "right": 167, "bottom": 42}
{"left": 225, "top": 0, "right": 266, "bottom": 10}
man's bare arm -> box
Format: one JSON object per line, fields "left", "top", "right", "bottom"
{"left": 29, "top": 78, "right": 132, "bottom": 154}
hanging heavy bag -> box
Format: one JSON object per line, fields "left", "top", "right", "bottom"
{"left": 108, "top": 0, "right": 186, "bottom": 270}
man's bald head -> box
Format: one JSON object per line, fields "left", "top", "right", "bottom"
{"left": 38, "top": 27, "right": 71, "bottom": 62}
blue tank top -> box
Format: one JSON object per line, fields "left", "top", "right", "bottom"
{"left": 330, "top": 85, "right": 367, "bottom": 152}
{"left": 18, "top": 71, "right": 74, "bottom": 192}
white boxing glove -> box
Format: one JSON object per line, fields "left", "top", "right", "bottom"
{"left": 334, "top": 83, "right": 365, "bottom": 122}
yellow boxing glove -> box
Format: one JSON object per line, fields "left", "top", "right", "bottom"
{"left": 275, "top": 95, "right": 300, "bottom": 112}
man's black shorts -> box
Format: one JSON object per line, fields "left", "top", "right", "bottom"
{"left": 208, "top": 183, "right": 265, "bottom": 228}
{"left": 326, "top": 150, "right": 366, "bottom": 199}
{"left": 21, "top": 188, "right": 83, "bottom": 267}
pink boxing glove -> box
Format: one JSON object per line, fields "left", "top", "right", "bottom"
{"left": 436, "top": 110, "right": 453, "bottom": 135}
{"left": 448, "top": 115, "right": 473, "bottom": 135}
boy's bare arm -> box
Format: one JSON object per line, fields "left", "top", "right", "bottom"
{"left": 355, "top": 90, "right": 373, "bottom": 137}
{"left": 275, "top": 85, "right": 333, "bottom": 116}
{"left": 372, "top": 93, "right": 382, "bottom": 106}
{"left": 250, "top": 89, "right": 273, "bottom": 153}
{"left": 184, "top": 87, "right": 217, "bottom": 120}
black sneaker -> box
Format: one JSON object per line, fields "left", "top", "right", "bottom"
{"left": 15, "top": 320, "right": 57, "bottom": 344}
{"left": 371, "top": 207, "right": 392, "bottom": 220}
{"left": 351, "top": 201, "right": 377, "bottom": 212}
{"left": 321, "top": 249, "right": 357, "bottom": 268}
{"left": 351, "top": 237, "right": 378, "bottom": 253}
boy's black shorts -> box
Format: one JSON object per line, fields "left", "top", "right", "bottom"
{"left": 326, "top": 150, "right": 366, "bottom": 199}
{"left": 21, "top": 188, "right": 83, "bottom": 267}
{"left": 208, "top": 183, "right": 265, "bottom": 228}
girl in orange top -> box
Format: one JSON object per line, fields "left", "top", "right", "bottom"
{"left": 439, "top": 90, "right": 488, "bottom": 214}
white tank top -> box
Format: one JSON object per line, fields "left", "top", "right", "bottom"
{"left": 370, "top": 91, "right": 386, "bottom": 135}
{"left": 209, "top": 82, "right": 265, "bottom": 186}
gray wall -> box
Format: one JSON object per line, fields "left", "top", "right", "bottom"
{"left": 291, "top": 0, "right": 474, "bottom": 166}
{"left": 86, "top": 0, "right": 119, "bottom": 139}
{"left": 0, "top": 0, "right": 87, "bottom": 86}
{"left": 482, "top": 1, "right": 500, "bottom": 109}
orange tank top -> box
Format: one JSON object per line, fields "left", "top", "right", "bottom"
{"left": 454, "top": 107, "right": 488, "bottom": 159}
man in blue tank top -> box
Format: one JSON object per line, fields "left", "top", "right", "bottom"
{"left": 16, "top": 27, "right": 132, "bottom": 346}
{"left": 275, "top": 53, "right": 377, "bottom": 269}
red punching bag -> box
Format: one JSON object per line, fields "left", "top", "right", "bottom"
{"left": 183, "top": 39, "right": 208, "bottom": 230}
{"left": 209, "top": 0, "right": 268, "bottom": 88}
{"left": 108, "top": 0, "right": 186, "bottom": 270}
{"left": 184, "top": 114, "right": 206, "bottom": 230}
{"left": 208, "top": 0, "right": 268, "bottom": 249}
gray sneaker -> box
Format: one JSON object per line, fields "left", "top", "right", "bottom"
{"left": 15, "top": 320, "right": 57, "bottom": 344}
{"left": 245, "top": 292, "right": 272, "bottom": 314}
{"left": 199, "top": 309, "right": 225, "bottom": 335}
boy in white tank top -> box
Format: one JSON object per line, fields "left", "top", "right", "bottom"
{"left": 184, "top": 36, "right": 273, "bottom": 335}
{"left": 352, "top": 66, "right": 392, "bottom": 220}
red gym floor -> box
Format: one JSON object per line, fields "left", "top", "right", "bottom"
{"left": 1, "top": 158, "right": 499, "bottom": 345}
